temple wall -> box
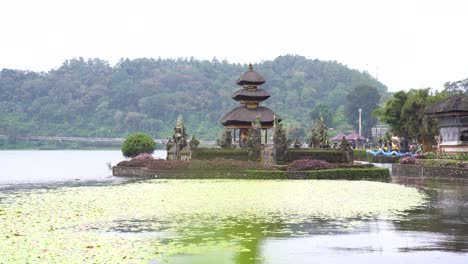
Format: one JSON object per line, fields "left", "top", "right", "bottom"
{"left": 438, "top": 116, "right": 468, "bottom": 148}
{"left": 112, "top": 166, "right": 249, "bottom": 178}
{"left": 392, "top": 164, "right": 468, "bottom": 178}
{"left": 440, "top": 127, "right": 461, "bottom": 142}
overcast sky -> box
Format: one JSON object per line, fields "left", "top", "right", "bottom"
{"left": 1, "top": 0, "right": 467, "bottom": 92}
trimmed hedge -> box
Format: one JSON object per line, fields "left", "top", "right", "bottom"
{"left": 114, "top": 166, "right": 389, "bottom": 181}
{"left": 353, "top": 149, "right": 368, "bottom": 161}
{"left": 247, "top": 168, "right": 390, "bottom": 181}
{"left": 369, "top": 155, "right": 400, "bottom": 163}
{"left": 191, "top": 148, "right": 249, "bottom": 161}
{"left": 287, "top": 149, "right": 352, "bottom": 163}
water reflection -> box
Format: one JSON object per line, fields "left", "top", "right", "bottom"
{"left": 392, "top": 176, "right": 468, "bottom": 253}
{"left": 156, "top": 176, "right": 468, "bottom": 263}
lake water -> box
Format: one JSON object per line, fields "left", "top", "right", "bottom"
{"left": 0, "top": 150, "right": 467, "bottom": 263}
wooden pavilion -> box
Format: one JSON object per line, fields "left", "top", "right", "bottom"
{"left": 220, "top": 64, "right": 281, "bottom": 146}
{"left": 425, "top": 95, "right": 468, "bottom": 153}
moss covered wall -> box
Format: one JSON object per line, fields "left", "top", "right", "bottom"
{"left": 113, "top": 166, "right": 389, "bottom": 181}
{"left": 392, "top": 164, "right": 468, "bottom": 178}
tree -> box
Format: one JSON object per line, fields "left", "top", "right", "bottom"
{"left": 121, "top": 133, "right": 156, "bottom": 158}
{"left": 310, "top": 103, "right": 332, "bottom": 126}
{"left": 374, "top": 88, "right": 447, "bottom": 151}
{"left": 345, "top": 85, "right": 381, "bottom": 137}
{"left": 444, "top": 77, "right": 468, "bottom": 95}
{"left": 399, "top": 89, "right": 447, "bottom": 150}
{"left": 0, "top": 56, "right": 390, "bottom": 141}
{"left": 373, "top": 91, "right": 408, "bottom": 136}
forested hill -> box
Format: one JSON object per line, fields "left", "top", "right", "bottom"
{"left": 0, "top": 55, "right": 389, "bottom": 140}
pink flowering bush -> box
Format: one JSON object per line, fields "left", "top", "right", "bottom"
{"left": 413, "top": 154, "right": 427, "bottom": 159}
{"left": 287, "top": 159, "right": 336, "bottom": 171}
{"left": 132, "top": 153, "right": 154, "bottom": 161}
{"left": 400, "top": 156, "right": 416, "bottom": 165}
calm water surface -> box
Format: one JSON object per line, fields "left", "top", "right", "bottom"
{"left": 0, "top": 150, "right": 467, "bottom": 263}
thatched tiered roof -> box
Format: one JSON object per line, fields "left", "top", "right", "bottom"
{"left": 220, "top": 106, "right": 280, "bottom": 128}
{"left": 235, "top": 64, "right": 266, "bottom": 86}
{"left": 425, "top": 95, "right": 468, "bottom": 116}
{"left": 232, "top": 88, "right": 271, "bottom": 101}
{"left": 220, "top": 64, "right": 280, "bottom": 129}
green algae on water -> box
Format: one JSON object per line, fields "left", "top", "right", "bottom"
{"left": 0, "top": 180, "right": 427, "bottom": 263}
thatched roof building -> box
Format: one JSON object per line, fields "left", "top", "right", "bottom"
{"left": 425, "top": 95, "right": 468, "bottom": 153}
{"left": 220, "top": 64, "right": 281, "bottom": 144}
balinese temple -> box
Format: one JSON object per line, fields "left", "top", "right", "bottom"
{"left": 425, "top": 95, "right": 468, "bottom": 153}
{"left": 220, "top": 64, "right": 281, "bottom": 145}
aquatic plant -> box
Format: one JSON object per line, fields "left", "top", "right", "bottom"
{"left": 0, "top": 180, "right": 427, "bottom": 263}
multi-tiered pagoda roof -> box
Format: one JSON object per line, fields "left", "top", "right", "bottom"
{"left": 220, "top": 64, "right": 280, "bottom": 129}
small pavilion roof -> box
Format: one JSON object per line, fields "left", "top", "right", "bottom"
{"left": 232, "top": 88, "right": 271, "bottom": 101}
{"left": 236, "top": 64, "right": 266, "bottom": 86}
{"left": 331, "top": 131, "right": 346, "bottom": 142}
{"left": 425, "top": 95, "right": 468, "bottom": 116}
{"left": 345, "top": 132, "right": 366, "bottom": 141}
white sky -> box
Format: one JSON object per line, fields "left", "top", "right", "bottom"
{"left": 0, "top": 0, "right": 467, "bottom": 92}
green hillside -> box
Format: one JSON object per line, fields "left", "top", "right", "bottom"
{"left": 0, "top": 55, "right": 389, "bottom": 141}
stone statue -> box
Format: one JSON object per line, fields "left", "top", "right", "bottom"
{"left": 273, "top": 115, "right": 288, "bottom": 162}
{"left": 339, "top": 136, "right": 352, "bottom": 151}
{"left": 165, "top": 138, "right": 174, "bottom": 151}
{"left": 167, "top": 115, "right": 190, "bottom": 160}
{"left": 247, "top": 117, "right": 262, "bottom": 161}
{"left": 217, "top": 128, "right": 232, "bottom": 148}
{"left": 293, "top": 138, "right": 302, "bottom": 149}
{"left": 189, "top": 135, "right": 200, "bottom": 150}
{"left": 309, "top": 116, "right": 329, "bottom": 149}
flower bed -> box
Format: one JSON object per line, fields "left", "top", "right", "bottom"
{"left": 287, "top": 159, "right": 336, "bottom": 171}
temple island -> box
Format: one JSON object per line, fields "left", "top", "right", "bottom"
{"left": 111, "top": 64, "right": 395, "bottom": 180}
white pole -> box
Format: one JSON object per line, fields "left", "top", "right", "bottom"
{"left": 358, "top": 108, "right": 362, "bottom": 149}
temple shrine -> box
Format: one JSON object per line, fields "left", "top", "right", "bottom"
{"left": 220, "top": 64, "right": 281, "bottom": 147}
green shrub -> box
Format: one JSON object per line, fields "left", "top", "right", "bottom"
{"left": 426, "top": 152, "right": 468, "bottom": 161}
{"left": 191, "top": 148, "right": 249, "bottom": 161}
{"left": 245, "top": 170, "right": 288, "bottom": 179}
{"left": 420, "top": 159, "right": 459, "bottom": 167}
{"left": 121, "top": 133, "right": 156, "bottom": 158}
{"left": 353, "top": 149, "right": 368, "bottom": 160}
{"left": 247, "top": 168, "right": 389, "bottom": 181}
{"left": 287, "top": 149, "right": 350, "bottom": 162}
{"left": 292, "top": 168, "right": 390, "bottom": 181}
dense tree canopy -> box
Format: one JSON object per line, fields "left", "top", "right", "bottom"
{"left": 374, "top": 88, "right": 447, "bottom": 150}
{"left": 345, "top": 85, "right": 381, "bottom": 138}
{"left": 0, "top": 55, "right": 389, "bottom": 140}
{"left": 444, "top": 77, "right": 468, "bottom": 95}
